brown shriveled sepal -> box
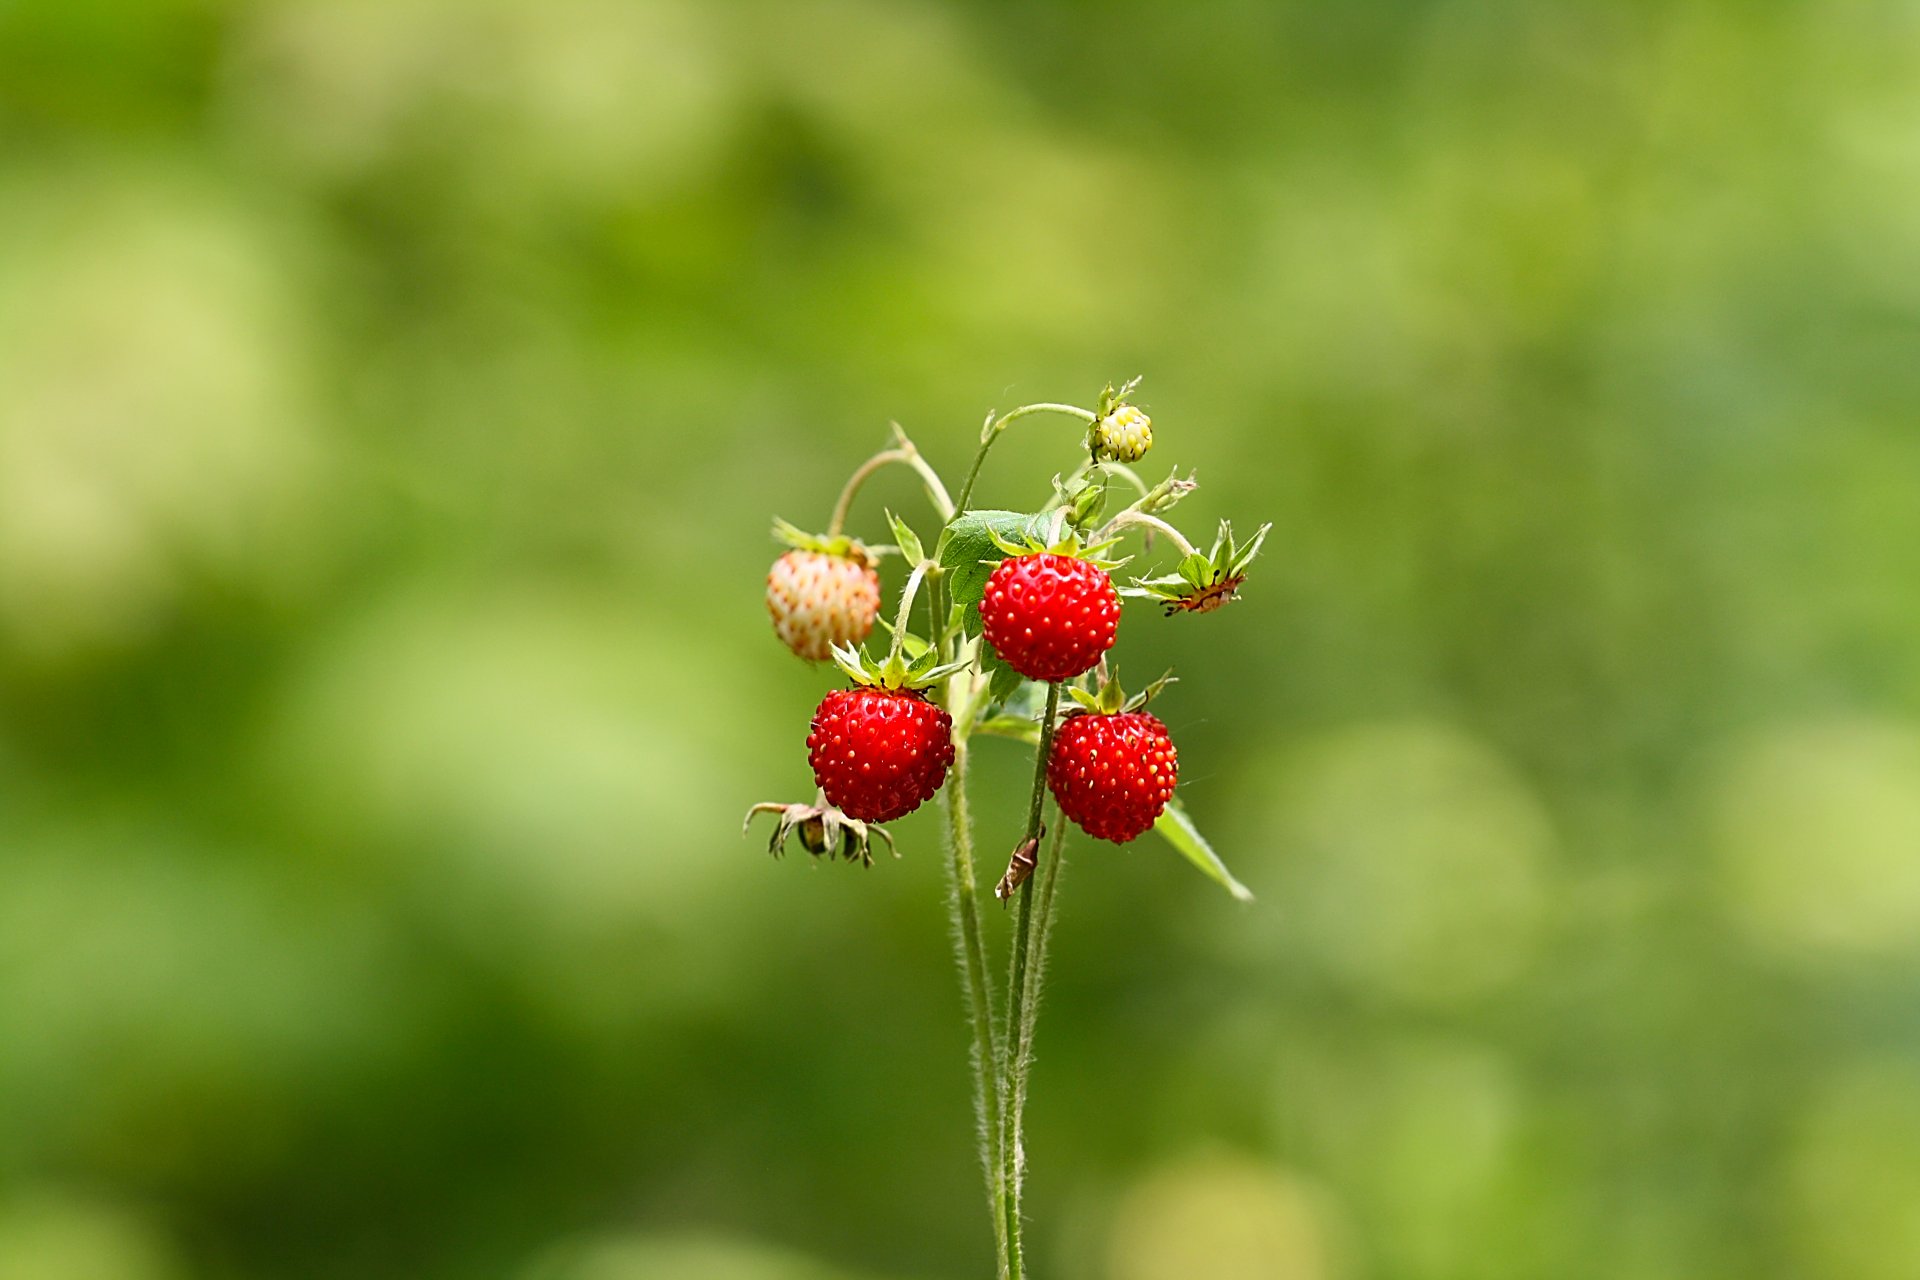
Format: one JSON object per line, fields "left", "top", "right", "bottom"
{"left": 743, "top": 799, "right": 899, "bottom": 868}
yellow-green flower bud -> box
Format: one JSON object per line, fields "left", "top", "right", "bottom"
{"left": 1092, "top": 405, "right": 1152, "bottom": 463}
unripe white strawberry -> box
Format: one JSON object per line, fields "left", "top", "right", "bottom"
{"left": 1091, "top": 405, "right": 1152, "bottom": 463}
{"left": 766, "top": 546, "right": 881, "bottom": 662}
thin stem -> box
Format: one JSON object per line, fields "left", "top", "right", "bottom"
{"left": 930, "top": 571, "right": 1007, "bottom": 1274}
{"left": 941, "top": 738, "right": 1005, "bottom": 1274}
{"left": 1009, "top": 820, "right": 1069, "bottom": 1154}
{"left": 999, "top": 680, "right": 1063, "bottom": 1279}
{"left": 955, "top": 403, "right": 1097, "bottom": 515}
{"left": 828, "top": 439, "right": 955, "bottom": 537}
{"left": 1097, "top": 509, "right": 1198, "bottom": 557}
{"left": 885, "top": 562, "right": 929, "bottom": 665}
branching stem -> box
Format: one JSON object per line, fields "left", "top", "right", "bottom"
{"left": 956, "top": 403, "right": 1097, "bottom": 514}
{"left": 1097, "top": 508, "right": 1198, "bottom": 556}
{"left": 828, "top": 433, "right": 956, "bottom": 537}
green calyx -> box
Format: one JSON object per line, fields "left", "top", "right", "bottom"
{"left": 1123, "top": 519, "right": 1272, "bottom": 615}
{"left": 1135, "top": 468, "right": 1198, "bottom": 516}
{"left": 773, "top": 517, "right": 875, "bottom": 566}
{"left": 984, "top": 509, "right": 1131, "bottom": 573}
{"left": 830, "top": 639, "right": 970, "bottom": 692}
{"left": 1065, "top": 667, "right": 1177, "bottom": 716}
{"left": 1094, "top": 376, "right": 1143, "bottom": 421}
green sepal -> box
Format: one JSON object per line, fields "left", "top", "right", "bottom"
{"left": 1054, "top": 471, "right": 1109, "bottom": 529}
{"left": 1225, "top": 520, "right": 1271, "bottom": 574}
{"left": 1064, "top": 667, "right": 1174, "bottom": 715}
{"left": 1137, "top": 468, "right": 1198, "bottom": 516}
{"left": 1123, "top": 519, "right": 1272, "bottom": 614}
{"left": 1122, "top": 670, "right": 1178, "bottom": 713}
{"left": 938, "top": 509, "right": 1054, "bottom": 613}
{"left": 1153, "top": 798, "right": 1254, "bottom": 902}
{"left": 1094, "top": 375, "right": 1143, "bottom": 420}
{"left": 829, "top": 640, "right": 966, "bottom": 692}
{"left": 1066, "top": 685, "right": 1106, "bottom": 712}
{"left": 886, "top": 509, "right": 926, "bottom": 566}
{"left": 772, "top": 517, "right": 872, "bottom": 565}
{"left": 977, "top": 510, "right": 1129, "bottom": 571}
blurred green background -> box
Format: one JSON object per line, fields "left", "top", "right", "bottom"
{"left": 4, "top": 0, "right": 1920, "bottom": 1277}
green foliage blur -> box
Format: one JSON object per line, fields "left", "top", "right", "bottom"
{"left": 5, "top": 1, "right": 1920, "bottom": 1277}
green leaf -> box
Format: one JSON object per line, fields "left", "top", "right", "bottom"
{"left": 981, "top": 642, "right": 1024, "bottom": 703}
{"left": 1153, "top": 799, "right": 1254, "bottom": 902}
{"left": 938, "top": 510, "right": 1051, "bottom": 610}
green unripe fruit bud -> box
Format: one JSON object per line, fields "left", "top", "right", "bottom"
{"left": 1092, "top": 405, "right": 1152, "bottom": 463}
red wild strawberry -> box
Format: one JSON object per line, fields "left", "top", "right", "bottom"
{"left": 1047, "top": 710, "right": 1178, "bottom": 843}
{"left": 767, "top": 548, "right": 881, "bottom": 662}
{"left": 980, "top": 553, "right": 1120, "bottom": 682}
{"left": 808, "top": 687, "right": 955, "bottom": 824}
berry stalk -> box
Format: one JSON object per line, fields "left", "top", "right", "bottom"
{"left": 826, "top": 428, "right": 955, "bottom": 537}
{"left": 956, "top": 402, "right": 1096, "bottom": 514}
{"left": 1009, "top": 820, "right": 1069, "bottom": 1151}
{"left": 997, "top": 679, "right": 1063, "bottom": 1280}
{"left": 1098, "top": 508, "right": 1198, "bottom": 556}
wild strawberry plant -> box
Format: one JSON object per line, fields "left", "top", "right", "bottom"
{"left": 746, "top": 382, "right": 1265, "bottom": 1278}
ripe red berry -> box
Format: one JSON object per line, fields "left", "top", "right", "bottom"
{"left": 980, "top": 554, "right": 1120, "bottom": 682}
{"left": 767, "top": 549, "right": 882, "bottom": 662}
{"left": 807, "top": 687, "right": 956, "bottom": 824}
{"left": 1046, "top": 710, "right": 1178, "bottom": 843}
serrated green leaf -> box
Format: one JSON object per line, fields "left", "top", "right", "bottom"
{"left": 1153, "top": 799, "right": 1254, "bottom": 902}
{"left": 982, "top": 643, "right": 1025, "bottom": 703}
{"left": 939, "top": 510, "right": 1051, "bottom": 610}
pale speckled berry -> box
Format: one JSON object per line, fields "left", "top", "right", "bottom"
{"left": 767, "top": 550, "right": 881, "bottom": 662}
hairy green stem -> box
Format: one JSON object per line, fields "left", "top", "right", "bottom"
{"left": 941, "top": 737, "right": 1005, "bottom": 1273}
{"left": 931, "top": 570, "right": 1007, "bottom": 1275}
{"left": 1096, "top": 508, "right": 1198, "bottom": 556}
{"left": 828, "top": 437, "right": 955, "bottom": 537}
{"left": 885, "top": 562, "right": 929, "bottom": 665}
{"left": 1010, "top": 820, "right": 1069, "bottom": 1146}
{"left": 999, "top": 680, "right": 1063, "bottom": 1279}
{"left": 955, "top": 403, "right": 1097, "bottom": 514}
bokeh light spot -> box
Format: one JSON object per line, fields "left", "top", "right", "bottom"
{"left": 1709, "top": 717, "right": 1920, "bottom": 961}
{"left": 1107, "top": 1154, "right": 1348, "bottom": 1280}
